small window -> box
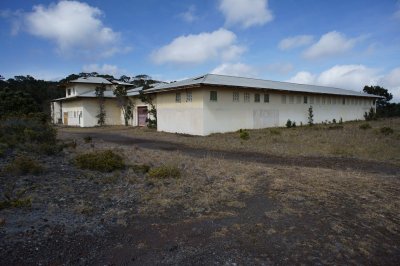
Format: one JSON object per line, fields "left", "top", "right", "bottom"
{"left": 186, "top": 91, "right": 192, "bottom": 102}
{"left": 342, "top": 98, "right": 345, "bottom": 105}
{"left": 264, "top": 94, "right": 269, "bottom": 103}
{"left": 210, "top": 91, "right": 217, "bottom": 101}
{"left": 289, "top": 95, "right": 294, "bottom": 104}
{"left": 254, "top": 93, "right": 260, "bottom": 103}
{"left": 281, "top": 95, "right": 287, "bottom": 104}
{"left": 67, "top": 89, "right": 71, "bottom": 96}
{"left": 233, "top": 92, "right": 239, "bottom": 102}
{"left": 303, "top": 96, "right": 308, "bottom": 104}
{"left": 296, "top": 96, "right": 301, "bottom": 104}
{"left": 244, "top": 92, "right": 250, "bottom": 102}
{"left": 176, "top": 92, "right": 181, "bottom": 103}
{"left": 310, "top": 96, "right": 314, "bottom": 104}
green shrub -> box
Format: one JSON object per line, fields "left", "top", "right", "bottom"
{"left": 83, "top": 136, "right": 92, "bottom": 143}
{"left": 364, "top": 107, "right": 377, "bottom": 121}
{"left": 359, "top": 123, "right": 371, "bottom": 130}
{"left": 148, "top": 165, "right": 181, "bottom": 179}
{"left": 380, "top": 127, "right": 394, "bottom": 135}
{"left": 286, "top": 119, "right": 297, "bottom": 128}
{"left": 131, "top": 164, "right": 151, "bottom": 174}
{"left": 270, "top": 128, "right": 281, "bottom": 135}
{"left": 239, "top": 130, "right": 249, "bottom": 140}
{"left": 4, "top": 155, "right": 44, "bottom": 175}
{"left": 0, "top": 198, "right": 32, "bottom": 210}
{"left": 332, "top": 119, "right": 337, "bottom": 124}
{"left": 339, "top": 117, "right": 343, "bottom": 124}
{"left": 328, "top": 125, "right": 343, "bottom": 130}
{"left": 75, "top": 150, "right": 125, "bottom": 172}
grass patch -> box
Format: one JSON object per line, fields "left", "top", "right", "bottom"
{"left": 239, "top": 130, "right": 250, "bottom": 140}
{"left": 0, "top": 198, "right": 32, "bottom": 210}
{"left": 75, "top": 150, "right": 125, "bottom": 172}
{"left": 148, "top": 165, "right": 181, "bottom": 179}
{"left": 131, "top": 164, "right": 151, "bottom": 174}
{"left": 3, "top": 155, "right": 43, "bottom": 175}
{"left": 359, "top": 123, "right": 372, "bottom": 130}
{"left": 269, "top": 128, "right": 281, "bottom": 135}
{"left": 83, "top": 135, "right": 92, "bottom": 143}
{"left": 380, "top": 127, "right": 394, "bottom": 135}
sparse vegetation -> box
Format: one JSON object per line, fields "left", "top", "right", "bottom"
{"left": 0, "top": 198, "right": 32, "bottom": 210}
{"left": 148, "top": 165, "right": 181, "bottom": 179}
{"left": 239, "top": 129, "right": 249, "bottom": 140}
{"left": 3, "top": 155, "right": 43, "bottom": 175}
{"left": 380, "top": 127, "right": 394, "bottom": 135}
{"left": 359, "top": 123, "right": 372, "bottom": 130}
{"left": 83, "top": 135, "right": 92, "bottom": 143}
{"left": 269, "top": 128, "right": 281, "bottom": 135}
{"left": 75, "top": 150, "right": 125, "bottom": 172}
{"left": 286, "top": 119, "right": 297, "bottom": 128}
{"left": 308, "top": 105, "right": 314, "bottom": 126}
{"left": 364, "top": 107, "right": 377, "bottom": 121}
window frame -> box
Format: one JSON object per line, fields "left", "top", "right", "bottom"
{"left": 233, "top": 91, "right": 239, "bottom": 102}
{"left": 175, "top": 92, "right": 181, "bottom": 103}
{"left": 186, "top": 91, "right": 192, "bottom": 102}
{"left": 244, "top": 92, "right": 250, "bottom": 102}
{"left": 303, "top": 96, "right": 308, "bottom": 104}
{"left": 264, "top": 93, "right": 270, "bottom": 103}
{"left": 254, "top": 93, "right": 260, "bottom": 103}
{"left": 210, "top": 91, "right": 218, "bottom": 102}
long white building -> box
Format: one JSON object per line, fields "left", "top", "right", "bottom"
{"left": 51, "top": 74, "right": 379, "bottom": 136}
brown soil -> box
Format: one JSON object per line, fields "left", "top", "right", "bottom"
{"left": 1, "top": 128, "right": 399, "bottom": 265}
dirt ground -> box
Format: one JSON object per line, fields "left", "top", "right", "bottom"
{"left": 1, "top": 121, "right": 400, "bottom": 265}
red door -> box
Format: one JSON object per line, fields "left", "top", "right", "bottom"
{"left": 137, "top": 106, "right": 148, "bottom": 126}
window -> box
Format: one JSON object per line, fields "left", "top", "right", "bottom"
{"left": 303, "top": 96, "right": 308, "bottom": 104}
{"left": 342, "top": 98, "right": 346, "bottom": 105}
{"left": 233, "top": 92, "right": 239, "bottom": 102}
{"left": 186, "top": 91, "right": 192, "bottom": 102}
{"left": 310, "top": 96, "right": 314, "bottom": 104}
{"left": 210, "top": 91, "right": 217, "bottom": 101}
{"left": 254, "top": 93, "right": 260, "bottom": 103}
{"left": 244, "top": 92, "right": 250, "bottom": 102}
{"left": 264, "top": 94, "right": 270, "bottom": 103}
{"left": 67, "top": 89, "right": 71, "bottom": 96}
{"left": 281, "top": 95, "right": 287, "bottom": 104}
{"left": 289, "top": 95, "right": 294, "bottom": 104}
{"left": 175, "top": 92, "right": 181, "bottom": 103}
{"left": 296, "top": 96, "right": 301, "bottom": 104}
{"left": 316, "top": 96, "right": 320, "bottom": 104}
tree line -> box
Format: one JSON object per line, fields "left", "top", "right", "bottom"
{"left": 0, "top": 73, "right": 399, "bottom": 119}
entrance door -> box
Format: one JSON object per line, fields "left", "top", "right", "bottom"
{"left": 137, "top": 107, "right": 148, "bottom": 127}
{"left": 64, "top": 112, "right": 68, "bottom": 125}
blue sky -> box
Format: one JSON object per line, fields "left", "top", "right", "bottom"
{"left": 1, "top": 0, "right": 400, "bottom": 100}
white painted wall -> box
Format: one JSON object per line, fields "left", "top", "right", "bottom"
{"left": 126, "top": 97, "right": 152, "bottom": 126}
{"left": 156, "top": 87, "right": 376, "bottom": 136}
{"left": 156, "top": 89, "right": 204, "bottom": 135}
{"left": 65, "top": 83, "right": 114, "bottom": 98}
{"left": 62, "top": 100, "right": 84, "bottom": 126}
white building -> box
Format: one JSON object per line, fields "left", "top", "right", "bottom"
{"left": 146, "top": 74, "right": 379, "bottom": 136}
{"left": 50, "top": 77, "right": 149, "bottom": 127}
{"left": 51, "top": 74, "right": 379, "bottom": 136}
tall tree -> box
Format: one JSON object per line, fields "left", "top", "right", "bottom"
{"left": 114, "top": 85, "right": 133, "bottom": 126}
{"left": 95, "top": 84, "right": 107, "bottom": 126}
{"left": 363, "top": 86, "right": 392, "bottom": 109}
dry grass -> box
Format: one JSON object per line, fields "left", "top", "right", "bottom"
{"left": 61, "top": 118, "right": 400, "bottom": 165}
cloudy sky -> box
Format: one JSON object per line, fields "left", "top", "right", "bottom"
{"left": 1, "top": 0, "right": 400, "bottom": 100}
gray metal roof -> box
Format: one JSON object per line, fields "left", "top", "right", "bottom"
{"left": 70, "top": 77, "right": 113, "bottom": 85}
{"left": 146, "top": 74, "right": 379, "bottom": 98}
{"left": 127, "top": 87, "right": 143, "bottom": 96}
{"left": 51, "top": 90, "right": 115, "bottom": 101}
{"left": 112, "top": 80, "right": 134, "bottom": 86}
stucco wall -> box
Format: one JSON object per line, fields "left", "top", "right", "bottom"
{"left": 65, "top": 83, "right": 114, "bottom": 98}
{"left": 156, "top": 89, "right": 204, "bottom": 135}
{"left": 202, "top": 87, "right": 375, "bottom": 135}
{"left": 62, "top": 100, "right": 84, "bottom": 126}
{"left": 81, "top": 98, "right": 122, "bottom": 127}
{"left": 127, "top": 97, "right": 152, "bottom": 126}
{"left": 155, "top": 86, "right": 376, "bottom": 136}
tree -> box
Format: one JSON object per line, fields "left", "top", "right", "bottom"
{"left": 308, "top": 106, "right": 314, "bottom": 126}
{"left": 363, "top": 86, "right": 392, "bottom": 109}
{"left": 95, "top": 84, "right": 106, "bottom": 126}
{"left": 119, "top": 75, "right": 130, "bottom": 83}
{"left": 114, "top": 85, "right": 133, "bottom": 126}
{"left": 139, "top": 84, "right": 157, "bottom": 128}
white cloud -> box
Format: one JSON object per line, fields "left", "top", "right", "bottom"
{"left": 82, "top": 64, "right": 122, "bottom": 76}
{"left": 381, "top": 67, "right": 400, "bottom": 101}
{"left": 288, "top": 71, "right": 316, "bottom": 84}
{"left": 19, "top": 1, "right": 129, "bottom": 58}
{"left": 289, "top": 65, "right": 379, "bottom": 90}
{"left": 303, "top": 31, "right": 358, "bottom": 59}
{"left": 211, "top": 63, "right": 257, "bottom": 77}
{"left": 219, "top": 0, "right": 273, "bottom": 28}
{"left": 151, "top": 28, "right": 245, "bottom": 65}
{"left": 278, "top": 35, "right": 313, "bottom": 50}
{"left": 180, "top": 6, "right": 197, "bottom": 23}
